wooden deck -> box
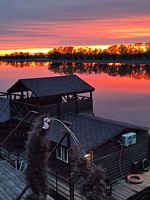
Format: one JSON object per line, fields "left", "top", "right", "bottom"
{"left": 112, "top": 171, "right": 150, "bottom": 200}
{"left": 48, "top": 169, "right": 85, "bottom": 200}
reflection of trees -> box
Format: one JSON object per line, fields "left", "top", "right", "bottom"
{"left": 49, "top": 62, "right": 150, "bottom": 79}
{"left": 0, "top": 61, "right": 49, "bottom": 68}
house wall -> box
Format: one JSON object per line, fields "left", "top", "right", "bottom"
{"left": 93, "top": 130, "right": 149, "bottom": 183}
{"left": 48, "top": 142, "right": 70, "bottom": 179}
{"left": 0, "top": 120, "right": 29, "bottom": 150}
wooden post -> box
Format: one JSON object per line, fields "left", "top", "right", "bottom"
{"left": 56, "top": 171, "right": 58, "bottom": 195}
{"left": 74, "top": 94, "right": 78, "bottom": 114}
{"left": 21, "top": 91, "right": 23, "bottom": 100}
{"left": 90, "top": 91, "right": 93, "bottom": 112}
{"left": 67, "top": 132, "right": 74, "bottom": 200}
{"left": 27, "top": 91, "right": 29, "bottom": 98}
{"left": 57, "top": 97, "right": 61, "bottom": 117}
{"left": 69, "top": 178, "right": 74, "bottom": 200}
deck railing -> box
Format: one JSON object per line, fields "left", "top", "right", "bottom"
{"left": 0, "top": 91, "right": 24, "bottom": 99}
{"left": 39, "top": 97, "right": 93, "bottom": 116}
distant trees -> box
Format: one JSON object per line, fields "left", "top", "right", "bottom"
{"left": 1, "top": 43, "right": 150, "bottom": 61}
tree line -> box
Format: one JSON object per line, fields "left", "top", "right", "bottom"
{"left": 1, "top": 43, "right": 150, "bottom": 61}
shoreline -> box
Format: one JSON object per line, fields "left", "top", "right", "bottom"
{"left": 0, "top": 58, "right": 150, "bottom": 64}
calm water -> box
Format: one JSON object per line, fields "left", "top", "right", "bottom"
{"left": 0, "top": 61, "right": 150, "bottom": 127}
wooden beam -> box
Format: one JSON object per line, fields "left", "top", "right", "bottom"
{"left": 27, "top": 91, "right": 29, "bottom": 98}
{"left": 90, "top": 91, "right": 93, "bottom": 112}
{"left": 57, "top": 97, "right": 61, "bottom": 117}
{"left": 67, "top": 132, "right": 74, "bottom": 200}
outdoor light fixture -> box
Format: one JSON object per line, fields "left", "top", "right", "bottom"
{"left": 84, "top": 151, "right": 93, "bottom": 161}
{"left": 84, "top": 153, "right": 90, "bottom": 158}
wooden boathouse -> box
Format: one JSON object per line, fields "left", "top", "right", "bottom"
{"left": 46, "top": 113, "right": 150, "bottom": 200}
{"left": 0, "top": 75, "right": 94, "bottom": 159}
{"left": 7, "top": 75, "right": 94, "bottom": 118}
{"left": 0, "top": 75, "right": 150, "bottom": 200}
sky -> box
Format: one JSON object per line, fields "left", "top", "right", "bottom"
{"left": 0, "top": 0, "right": 150, "bottom": 51}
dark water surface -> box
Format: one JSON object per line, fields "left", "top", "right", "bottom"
{"left": 0, "top": 61, "right": 150, "bottom": 127}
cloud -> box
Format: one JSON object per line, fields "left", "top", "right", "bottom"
{"left": 0, "top": 0, "right": 150, "bottom": 49}
{"left": 0, "top": 0, "right": 150, "bottom": 23}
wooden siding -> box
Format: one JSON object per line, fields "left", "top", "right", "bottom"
{"left": 93, "top": 130, "right": 149, "bottom": 183}
{"left": 49, "top": 143, "right": 70, "bottom": 178}
{"left": 0, "top": 121, "right": 29, "bottom": 150}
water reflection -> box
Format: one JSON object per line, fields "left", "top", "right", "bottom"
{"left": 49, "top": 62, "right": 150, "bottom": 79}
{"left": 1, "top": 61, "right": 150, "bottom": 80}
{"left": 0, "top": 61, "right": 150, "bottom": 127}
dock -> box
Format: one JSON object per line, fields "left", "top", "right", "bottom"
{"left": 112, "top": 171, "right": 150, "bottom": 200}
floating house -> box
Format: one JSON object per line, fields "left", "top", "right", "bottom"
{"left": 46, "top": 113, "right": 149, "bottom": 200}
{"left": 0, "top": 75, "right": 150, "bottom": 200}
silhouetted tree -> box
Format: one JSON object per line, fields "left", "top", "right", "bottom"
{"left": 71, "top": 152, "right": 109, "bottom": 200}
{"left": 25, "top": 116, "right": 49, "bottom": 200}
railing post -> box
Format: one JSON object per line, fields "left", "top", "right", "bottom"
{"left": 74, "top": 94, "right": 78, "bottom": 114}
{"left": 90, "top": 91, "right": 93, "bottom": 113}
{"left": 56, "top": 171, "right": 58, "bottom": 195}
{"left": 69, "top": 177, "right": 74, "bottom": 200}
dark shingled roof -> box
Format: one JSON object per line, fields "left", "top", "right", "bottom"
{"left": 47, "top": 113, "right": 140, "bottom": 152}
{"left": 7, "top": 75, "right": 95, "bottom": 97}
{"left": 0, "top": 98, "right": 10, "bottom": 123}
{"left": 0, "top": 161, "right": 54, "bottom": 200}
{"left": 0, "top": 160, "right": 29, "bottom": 200}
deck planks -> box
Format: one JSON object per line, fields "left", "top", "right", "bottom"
{"left": 112, "top": 171, "right": 150, "bottom": 200}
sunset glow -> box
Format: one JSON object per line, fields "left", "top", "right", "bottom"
{"left": 0, "top": 46, "right": 111, "bottom": 56}
{"left": 0, "top": 0, "right": 149, "bottom": 51}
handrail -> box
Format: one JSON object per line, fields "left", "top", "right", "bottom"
{"left": 0, "top": 91, "right": 25, "bottom": 100}
{"left": 0, "top": 92, "right": 9, "bottom": 98}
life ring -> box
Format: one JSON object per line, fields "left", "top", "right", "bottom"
{"left": 141, "top": 159, "right": 149, "bottom": 172}
{"left": 127, "top": 174, "right": 144, "bottom": 184}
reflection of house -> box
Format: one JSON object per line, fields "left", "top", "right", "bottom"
{"left": 47, "top": 113, "right": 149, "bottom": 200}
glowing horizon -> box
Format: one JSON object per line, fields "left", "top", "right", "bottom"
{"left": 0, "top": 45, "right": 111, "bottom": 56}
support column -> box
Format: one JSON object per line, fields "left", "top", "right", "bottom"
{"left": 67, "top": 132, "right": 74, "bottom": 200}
{"left": 74, "top": 94, "right": 78, "bottom": 114}
{"left": 27, "top": 91, "right": 29, "bottom": 98}
{"left": 90, "top": 91, "right": 93, "bottom": 113}
{"left": 57, "top": 97, "right": 61, "bottom": 117}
